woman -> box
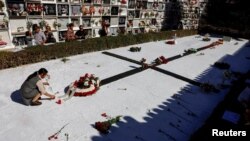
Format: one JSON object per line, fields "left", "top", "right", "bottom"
{"left": 44, "top": 26, "right": 56, "bottom": 43}
{"left": 99, "top": 21, "right": 110, "bottom": 37}
{"left": 65, "top": 23, "right": 76, "bottom": 42}
{"left": 20, "top": 68, "right": 55, "bottom": 106}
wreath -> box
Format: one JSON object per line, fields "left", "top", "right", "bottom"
{"left": 70, "top": 73, "right": 100, "bottom": 96}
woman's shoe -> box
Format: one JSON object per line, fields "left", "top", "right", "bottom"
{"left": 31, "top": 101, "right": 42, "bottom": 106}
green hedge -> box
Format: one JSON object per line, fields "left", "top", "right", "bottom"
{"left": 0, "top": 30, "right": 197, "bottom": 70}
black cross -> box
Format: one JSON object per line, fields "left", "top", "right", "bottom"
{"left": 101, "top": 42, "right": 219, "bottom": 86}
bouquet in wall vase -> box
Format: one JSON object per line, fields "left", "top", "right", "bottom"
{"left": 53, "top": 21, "right": 61, "bottom": 29}
{"left": 89, "top": 6, "right": 95, "bottom": 15}
{"left": 27, "top": 21, "right": 33, "bottom": 30}
{"left": 39, "top": 20, "right": 47, "bottom": 29}
{"left": 81, "top": 5, "right": 89, "bottom": 15}
{"left": 98, "top": 7, "right": 104, "bottom": 15}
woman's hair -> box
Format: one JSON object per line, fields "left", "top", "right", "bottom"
{"left": 46, "top": 26, "right": 51, "bottom": 31}
{"left": 25, "top": 31, "right": 31, "bottom": 36}
{"left": 38, "top": 68, "right": 48, "bottom": 75}
{"left": 26, "top": 68, "right": 48, "bottom": 81}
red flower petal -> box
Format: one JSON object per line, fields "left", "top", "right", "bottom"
{"left": 101, "top": 113, "right": 107, "bottom": 117}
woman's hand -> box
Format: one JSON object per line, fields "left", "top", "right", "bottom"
{"left": 50, "top": 95, "right": 55, "bottom": 99}
{"left": 43, "top": 82, "right": 50, "bottom": 85}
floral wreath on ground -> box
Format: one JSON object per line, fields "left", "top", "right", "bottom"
{"left": 70, "top": 73, "right": 100, "bottom": 96}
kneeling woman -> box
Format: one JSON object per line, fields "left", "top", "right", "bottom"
{"left": 20, "top": 68, "right": 55, "bottom": 106}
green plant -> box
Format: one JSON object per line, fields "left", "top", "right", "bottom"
{"left": 0, "top": 30, "right": 197, "bottom": 70}
{"left": 27, "top": 21, "right": 33, "bottom": 30}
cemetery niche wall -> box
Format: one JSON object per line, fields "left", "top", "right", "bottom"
{"left": 0, "top": 0, "right": 207, "bottom": 50}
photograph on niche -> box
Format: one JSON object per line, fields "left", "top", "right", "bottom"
{"left": 128, "top": 0, "right": 135, "bottom": 9}
{"left": 0, "top": 21, "right": 8, "bottom": 29}
{"left": 71, "top": 18, "right": 80, "bottom": 27}
{"left": 103, "top": 0, "right": 110, "bottom": 4}
{"left": 111, "top": 7, "right": 118, "bottom": 15}
{"left": 43, "top": 4, "right": 56, "bottom": 15}
{"left": 82, "top": 18, "right": 91, "bottom": 27}
{"left": 41, "top": 0, "right": 56, "bottom": 2}
{"left": 59, "top": 31, "right": 67, "bottom": 41}
{"left": 83, "top": 0, "right": 91, "bottom": 3}
{"left": 119, "top": 17, "right": 126, "bottom": 25}
{"left": 57, "top": 4, "right": 69, "bottom": 16}
{"left": 70, "top": 0, "right": 81, "bottom": 3}
{"left": 71, "top": 5, "right": 81, "bottom": 16}
{"left": 135, "top": 10, "right": 140, "bottom": 18}
{"left": 102, "top": 16, "right": 110, "bottom": 25}
{"left": 57, "top": 0, "right": 69, "bottom": 2}
{"left": 7, "top": 3, "right": 27, "bottom": 17}
{"left": 128, "top": 10, "right": 134, "bottom": 19}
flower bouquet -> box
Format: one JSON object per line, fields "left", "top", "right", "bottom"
{"left": 154, "top": 56, "right": 168, "bottom": 65}
{"left": 200, "top": 82, "right": 217, "bottom": 93}
{"left": 89, "top": 6, "right": 95, "bottom": 15}
{"left": 95, "top": 116, "right": 121, "bottom": 134}
{"left": 39, "top": 20, "right": 47, "bottom": 29}
{"left": 150, "top": 12, "right": 155, "bottom": 17}
{"left": 166, "top": 40, "right": 175, "bottom": 45}
{"left": 184, "top": 48, "right": 197, "bottom": 54}
{"left": 53, "top": 21, "right": 61, "bottom": 28}
{"left": 144, "top": 12, "right": 149, "bottom": 18}
{"left": 140, "top": 58, "right": 149, "bottom": 69}
{"left": 202, "top": 37, "right": 211, "bottom": 41}
{"left": 213, "top": 62, "right": 230, "bottom": 70}
{"left": 81, "top": 5, "right": 89, "bottom": 15}
{"left": 129, "top": 46, "right": 141, "bottom": 52}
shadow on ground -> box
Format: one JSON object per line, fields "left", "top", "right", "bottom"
{"left": 10, "top": 90, "right": 26, "bottom": 106}
{"left": 91, "top": 41, "right": 250, "bottom": 141}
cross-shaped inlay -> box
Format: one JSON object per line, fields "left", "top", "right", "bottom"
{"left": 101, "top": 41, "right": 222, "bottom": 89}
